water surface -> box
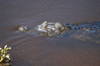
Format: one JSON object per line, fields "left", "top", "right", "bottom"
{"left": 0, "top": 0, "right": 100, "bottom": 66}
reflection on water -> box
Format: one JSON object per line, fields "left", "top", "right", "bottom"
{"left": 0, "top": 0, "right": 100, "bottom": 66}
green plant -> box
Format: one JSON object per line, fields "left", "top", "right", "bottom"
{"left": 0, "top": 45, "right": 11, "bottom": 62}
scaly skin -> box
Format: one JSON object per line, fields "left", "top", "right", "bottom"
{"left": 18, "top": 21, "right": 100, "bottom": 43}
{"left": 63, "top": 21, "right": 100, "bottom": 43}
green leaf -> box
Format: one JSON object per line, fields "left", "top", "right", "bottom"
{"left": 4, "top": 45, "right": 7, "bottom": 50}
{"left": 0, "top": 45, "right": 11, "bottom": 62}
{"left": 0, "top": 56, "right": 4, "bottom": 62}
{"left": 1, "top": 49, "right": 4, "bottom": 54}
{"left": 6, "top": 47, "right": 11, "bottom": 51}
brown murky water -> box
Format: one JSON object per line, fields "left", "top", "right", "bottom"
{"left": 0, "top": 0, "right": 100, "bottom": 66}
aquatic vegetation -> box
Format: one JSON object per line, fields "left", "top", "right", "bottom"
{"left": 0, "top": 45, "right": 11, "bottom": 63}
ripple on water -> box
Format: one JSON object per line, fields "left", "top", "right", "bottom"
{"left": 0, "top": 0, "right": 100, "bottom": 66}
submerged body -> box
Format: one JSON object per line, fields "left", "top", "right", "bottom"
{"left": 19, "top": 21, "right": 67, "bottom": 36}
{"left": 18, "top": 21, "right": 100, "bottom": 43}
